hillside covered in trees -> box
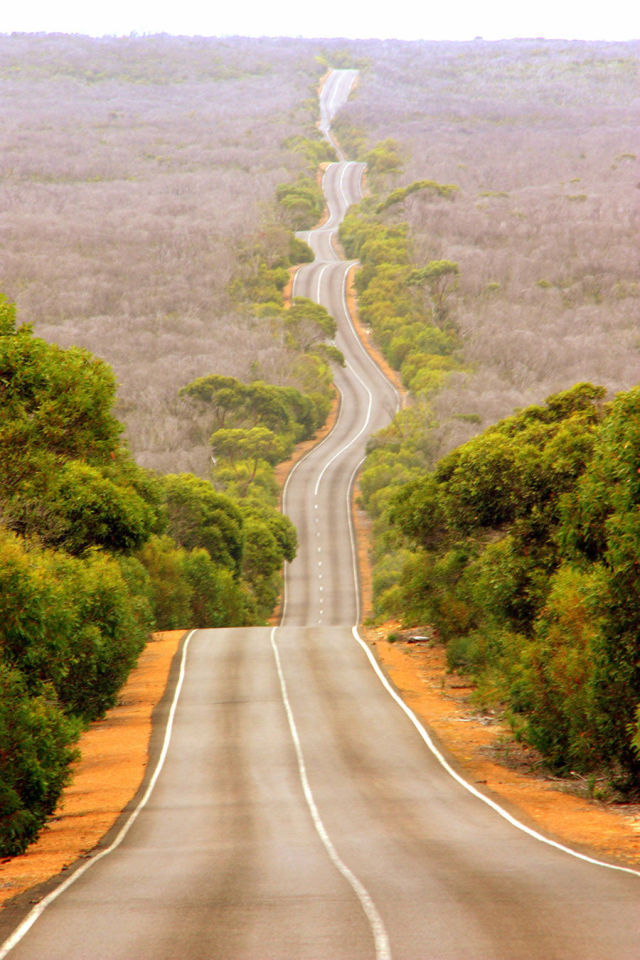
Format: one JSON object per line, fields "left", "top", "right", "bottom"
{"left": 2, "top": 35, "right": 636, "bottom": 471}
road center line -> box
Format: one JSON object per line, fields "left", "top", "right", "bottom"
{"left": 269, "top": 626, "right": 391, "bottom": 960}
{"left": 314, "top": 359, "right": 373, "bottom": 495}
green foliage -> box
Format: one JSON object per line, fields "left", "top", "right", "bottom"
{"left": 178, "top": 370, "right": 308, "bottom": 622}
{"left": 230, "top": 221, "right": 311, "bottom": 309}
{"left": 331, "top": 114, "right": 368, "bottom": 159}
{"left": 40, "top": 460, "right": 158, "bottom": 555}
{"left": 0, "top": 528, "right": 153, "bottom": 720}
{"left": 376, "top": 179, "right": 458, "bottom": 212}
{"left": 284, "top": 297, "right": 336, "bottom": 352}
{"left": 0, "top": 293, "right": 17, "bottom": 335}
{"left": 0, "top": 296, "right": 284, "bottom": 855}
{"left": 283, "top": 133, "right": 338, "bottom": 167}
{"left": 0, "top": 307, "right": 165, "bottom": 558}
{"left": 364, "top": 138, "right": 404, "bottom": 190}
{"left": 210, "top": 426, "right": 289, "bottom": 497}
{"left": 181, "top": 374, "right": 327, "bottom": 446}
{"left": 339, "top": 194, "right": 462, "bottom": 397}
{"left": 505, "top": 565, "right": 602, "bottom": 768}
{"left": 181, "top": 369, "right": 330, "bottom": 510}
{"left": 407, "top": 260, "right": 460, "bottom": 328}
{"left": 384, "top": 384, "right": 640, "bottom": 785}
{"left": 289, "top": 234, "right": 314, "bottom": 264}
{"left": 0, "top": 308, "right": 121, "bottom": 500}
{"left": 160, "top": 473, "right": 244, "bottom": 575}
{"left": 137, "top": 532, "right": 252, "bottom": 630}
{"left": 0, "top": 664, "right": 80, "bottom": 856}
{"left": 181, "top": 549, "right": 248, "bottom": 627}
{"left": 275, "top": 175, "right": 324, "bottom": 230}
{"left": 137, "top": 535, "right": 193, "bottom": 629}
{"left": 317, "top": 49, "right": 370, "bottom": 71}
{"left": 240, "top": 507, "right": 297, "bottom": 620}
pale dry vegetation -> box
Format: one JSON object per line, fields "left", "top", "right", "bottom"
{"left": 2, "top": 37, "right": 637, "bottom": 473}
{"left": 0, "top": 34, "right": 325, "bottom": 474}
{"left": 336, "top": 39, "right": 639, "bottom": 456}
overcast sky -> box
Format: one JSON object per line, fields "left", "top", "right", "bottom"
{"left": 0, "top": 0, "right": 637, "bottom": 41}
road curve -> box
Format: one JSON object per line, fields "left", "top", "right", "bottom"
{"left": 2, "top": 70, "right": 639, "bottom": 960}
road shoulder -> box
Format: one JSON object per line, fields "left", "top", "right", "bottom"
{"left": 366, "top": 629, "right": 640, "bottom": 870}
{"left": 0, "top": 630, "right": 185, "bottom": 910}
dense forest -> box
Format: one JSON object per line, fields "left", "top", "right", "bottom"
{"left": 0, "top": 34, "right": 639, "bottom": 853}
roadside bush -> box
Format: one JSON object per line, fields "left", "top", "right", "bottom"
{"left": 181, "top": 549, "right": 248, "bottom": 628}
{"left": 160, "top": 473, "right": 244, "bottom": 575}
{"left": 385, "top": 384, "right": 640, "bottom": 784}
{"left": 275, "top": 175, "right": 324, "bottom": 230}
{"left": 137, "top": 535, "right": 193, "bottom": 629}
{"left": 0, "top": 665, "right": 80, "bottom": 857}
{"left": 0, "top": 525, "right": 153, "bottom": 855}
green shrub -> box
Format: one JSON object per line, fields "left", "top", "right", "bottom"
{"left": 0, "top": 665, "right": 80, "bottom": 856}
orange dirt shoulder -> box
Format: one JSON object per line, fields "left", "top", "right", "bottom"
{"left": 0, "top": 630, "right": 185, "bottom": 908}
{"left": 367, "top": 632, "right": 640, "bottom": 869}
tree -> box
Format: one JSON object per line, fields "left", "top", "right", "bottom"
{"left": 181, "top": 549, "right": 247, "bottom": 627}
{"left": 364, "top": 138, "right": 404, "bottom": 190}
{"left": 0, "top": 299, "right": 163, "bottom": 557}
{"left": 160, "top": 473, "right": 244, "bottom": 575}
{"left": 39, "top": 460, "right": 157, "bottom": 555}
{"left": 137, "top": 535, "right": 193, "bottom": 629}
{"left": 0, "top": 294, "right": 17, "bottom": 336}
{"left": 407, "top": 260, "right": 459, "bottom": 327}
{"left": 0, "top": 664, "right": 80, "bottom": 856}
{"left": 240, "top": 510, "right": 296, "bottom": 620}
{"left": 210, "top": 426, "right": 289, "bottom": 495}
{"left": 284, "top": 297, "right": 336, "bottom": 353}
{"left": 275, "top": 175, "right": 324, "bottom": 230}
{"left": 179, "top": 375, "right": 249, "bottom": 431}
{"left": 0, "top": 305, "right": 121, "bottom": 478}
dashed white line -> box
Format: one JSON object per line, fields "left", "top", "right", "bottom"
{"left": 269, "top": 627, "right": 391, "bottom": 960}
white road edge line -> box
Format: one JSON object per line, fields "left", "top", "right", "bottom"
{"left": 343, "top": 397, "right": 640, "bottom": 881}
{"left": 324, "top": 128, "right": 640, "bottom": 881}
{"left": 349, "top": 624, "right": 640, "bottom": 879}
{"left": 0, "top": 629, "right": 199, "bottom": 959}
{"left": 340, "top": 261, "right": 401, "bottom": 414}
{"left": 315, "top": 262, "right": 330, "bottom": 302}
{"left": 269, "top": 627, "right": 391, "bottom": 960}
{"left": 347, "top": 455, "right": 367, "bottom": 626}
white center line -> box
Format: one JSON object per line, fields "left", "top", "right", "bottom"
{"left": 270, "top": 627, "right": 391, "bottom": 960}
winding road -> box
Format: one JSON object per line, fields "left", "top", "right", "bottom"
{"left": 2, "top": 69, "right": 639, "bottom": 960}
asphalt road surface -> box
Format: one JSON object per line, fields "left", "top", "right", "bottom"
{"left": 2, "top": 70, "right": 639, "bottom": 960}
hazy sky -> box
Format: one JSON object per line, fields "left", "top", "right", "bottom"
{"left": 0, "top": 0, "right": 637, "bottom": 41}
